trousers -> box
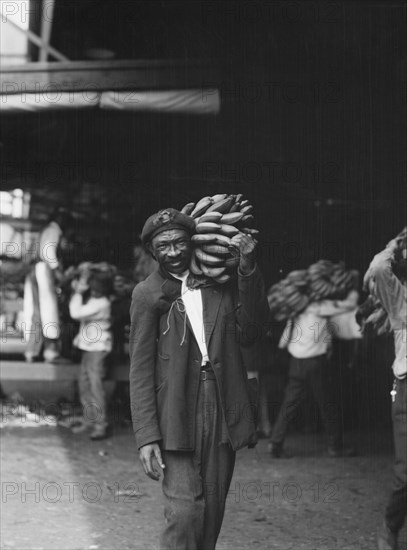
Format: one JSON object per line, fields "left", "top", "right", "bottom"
{"left": 159, "top": 377, "right": 236, "bottom": 550}
{"left": 385, "top": 377, "right": 407, "bottom": 533}
{"left": 271, "top": 354, "right": 341, "bottom": 449}
{"left": 78, "top": 350, "right": 109, "bottom": 428}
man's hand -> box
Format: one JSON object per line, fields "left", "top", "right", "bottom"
{"left": 139, "top": 443, "right": 165, "bottom": 481}
{"left": 229, "top": 232, "right": 258, "bottom": 275}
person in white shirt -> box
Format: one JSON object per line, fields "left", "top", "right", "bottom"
{"left": 69, "top": 271, "right": 112, "bottom": 441}
{"left": 269, "top": 291, "right": 358, "bottom": 458}
{"left": 367, "top": 232, "right": 406, "bottom": 550}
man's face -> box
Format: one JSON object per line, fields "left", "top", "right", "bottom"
{"left": 149, "top": 229, "right": 192, "bottom": 274}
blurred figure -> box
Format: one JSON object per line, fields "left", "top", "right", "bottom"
{"left": 23, "top": 208, "right": 73, "bottom": 362}
{"left": 109, "top": 272, "right": 134, "bottom": 424}
{"left": 111, "top": 272, "right": 133, "bottom": 359}
{"left": 133, "top": 241, "right": 158, "bottom": 283}
{"left": 329, "top": 280, "right": 363, "bottom": 431}
{"left": 69, "top": 269, "right": 113, "bottom": 440}
{"left": 364, "top": 231, "right": 407, "bottom": 550}
{"left": 269, "top": 290, "right": 359, "bottom": 458}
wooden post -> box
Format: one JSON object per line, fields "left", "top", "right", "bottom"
{"left": 38, "top": 0, "right": 56, "bottom": 62}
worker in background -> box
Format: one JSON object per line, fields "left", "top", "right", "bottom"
{"left": 365, "top": 230, "right": 407, "bottom": 550}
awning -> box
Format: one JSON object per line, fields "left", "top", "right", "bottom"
{"left": 0, "top": 88, "right": 220, "bottom": 114}
{"left": 0, "top": 59, "right": 221, "bottom": 114}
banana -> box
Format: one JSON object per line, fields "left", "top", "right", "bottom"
{"left": 195, "top": 248, "right": 225, "bottom": 266}
{"left": 333, "top": 270, "right": 351, "bottom": 287}
{"left": 205, "top": 196, "right": 235, "bottom": 214}
{"left": 240, "top": 214, "right": 254, "bottom": 226}
{"left": 314, "top": 283, "right": 332, "bottom": 299}
{"left": 198, "top": 211, "right": 223, "bottom": 224}
{"left": 214, "top": 234, "right": 232, "bottom": 247}
{"left": 310, "top": 279, "right": 330, "bottom": 293}
{"left": 180, "top": 202, "right": 195, "bottom": 215}
{"left": 200, "top": 264, "right": 226, "bottom": 278}
{"left": 307, "top": 267, "right": 324, "bottom": 279}
{"left": 323, "top": 283, "right": 336, "bottom": 299}
{"left": 308, "top": 261, "right": 332, "bottom": 276}
{"left": 190, "top": 196, "right": 213, "bottom": 218}
{"left": 239, "top": 199, "right": 250, "bottom": 208}
{"left": 219, "top": 224, "right": 239, "bottom": 237}
{"left": 281, "top": 286, "right": 303, "bottom": 299}
{"left": 240, "top": 227, "right": 259, "bottom": 235}
{"left": 191, "top": 233, "right": 217, "bottom": 243}
{"left": 287, "top": 270, "right": 307, "bottom": 283}
{"left": 343, "top": 274, "right": 356, "bottom": 291}
{"left": 211, "top": 193, "right": 228, "bottom": 202}
{"left": 213, "top": 273, "right": 231, "bottom": 284}
{"left": 229, "top": 202, "right": 241, "bottom": 213}
{"left": 196, "top": 222, "right": 222, "bottom": 233}
{"left": 240, "top": 205, "right": 253, "bottom": 215}
{"left": 235, "top": 193, "right": 244, "bottom": 202}
{"left": 220, "top": 212, "right": 244, "bottom": 225}
{"left": 190, "top": 250, "right": 203, "bottom": 275}
{"left": 202, "top": 243, "right": 230, "bottom": 256}
{"left": 285, "top": 292, "right": 305, "bottom": 307}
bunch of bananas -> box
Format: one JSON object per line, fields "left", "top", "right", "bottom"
{"left": 180, "top": 193, "right": 258, "bottom": 283}
{"left": 267, "top": 270, "right": 310, "bottom": 321}
{"left": 268, "top": 260, "right": 357, "bottom": 321}
{"left": 307, "top": 260, "right": 356, "bottom": 302}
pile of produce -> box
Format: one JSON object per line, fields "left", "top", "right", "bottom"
{"left": 267, "top": 260, "right": 357, "bottom": 321}
{"left": 180, "top": 193, "right": 258, "bottom": 283}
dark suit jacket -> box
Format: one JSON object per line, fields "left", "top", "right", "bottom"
{"left": 129, "top": 264, "right": 268, "bottom": 451}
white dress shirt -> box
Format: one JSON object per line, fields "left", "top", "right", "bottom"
{"left": 281, "top": 293, "right": 358, "bottom": 359}
{"left": 69, "top": 293, "right": 112, "bottom": 352}
{"left": 171, "top": 271, "right": 210, "bottom": 366}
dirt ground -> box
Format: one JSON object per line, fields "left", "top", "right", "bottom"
{"left": 1, "top": 416, "right": 406, "bottom": 550}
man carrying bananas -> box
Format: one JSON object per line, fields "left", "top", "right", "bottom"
{"left": 129, "top": 208, "right": 268, "bottom": 550}
{"left": 269, "top": 290, "right": 359, "bottom": 459}
{"left": 364, "top": 230, "right": 407, "bottom": 550}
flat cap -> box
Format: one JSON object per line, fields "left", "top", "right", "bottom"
{"left": 141, "top": 208, "right": 195, "bottom": 245}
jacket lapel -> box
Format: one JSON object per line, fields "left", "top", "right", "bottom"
{"left": 160, "top": 276, "right": 182, "bottom": 302}
{"left": 202, "top": 286, "right": 223, "bottom": 347}
{"left": 160, "top": 275, "right": 194, "bottom": 334}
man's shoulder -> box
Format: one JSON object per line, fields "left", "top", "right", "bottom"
{"left": 131, "top": 269, "right": 165, "bottom": 300}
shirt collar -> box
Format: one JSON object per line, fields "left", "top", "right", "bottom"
{"left": 169, "top": 270, "right": 189, "bottom": 283}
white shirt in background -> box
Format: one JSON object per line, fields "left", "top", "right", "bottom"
{"left": 69, "top": 293, "right": 112, "bottom": 352}
{"left": 282, "top": 292, "right": 358, "bottom": 359}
